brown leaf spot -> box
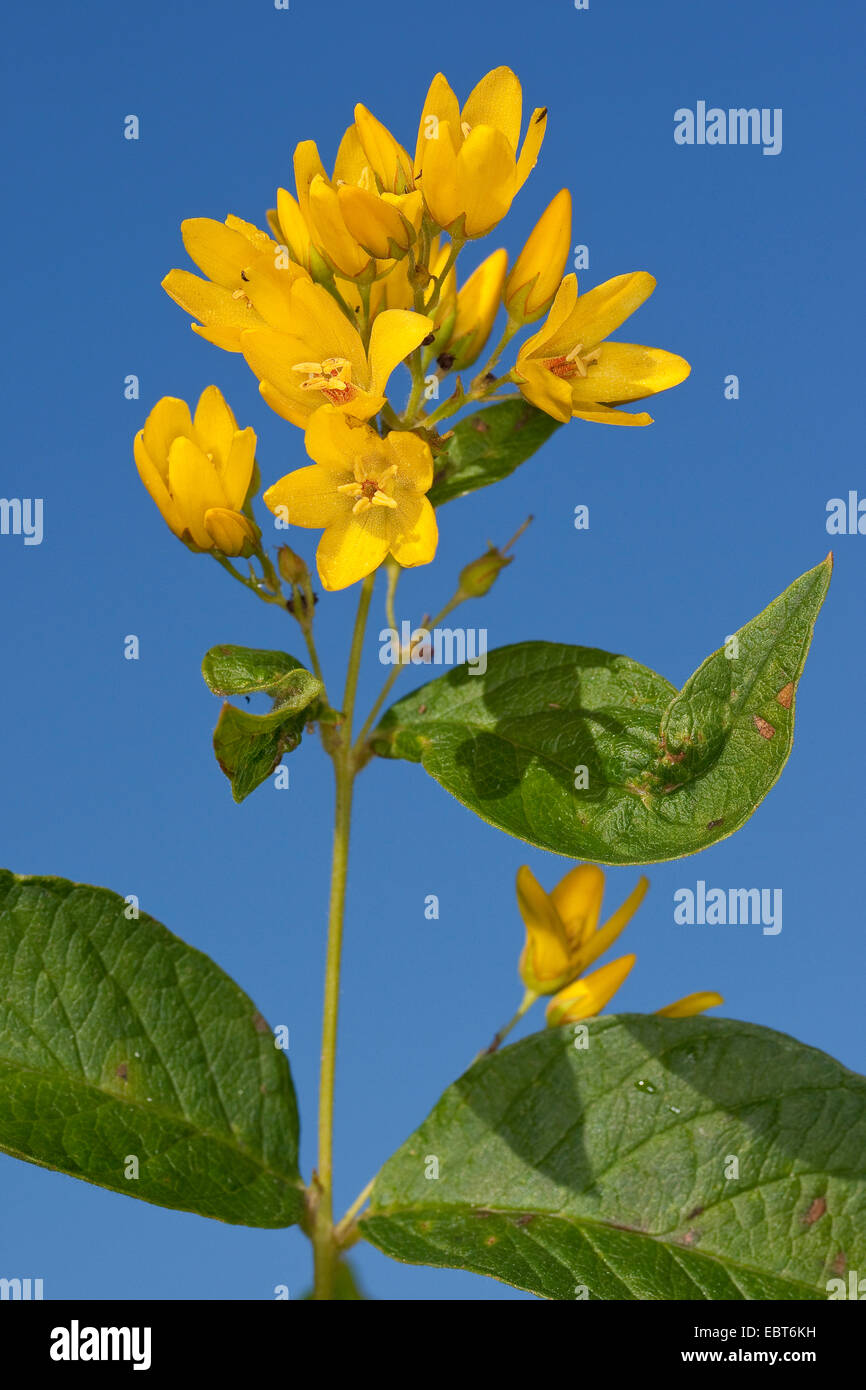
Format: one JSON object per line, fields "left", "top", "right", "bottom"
{"left": 484, "top": 1235, "right": 497, "bottom": 1246}
{"left": 252, "top": 1012, "right": 269, "bottom": 1034}
{"left": 514, "top": 1214, "right": 535, "bottom": 1228}
{"left": 686, "top": 1205, "right": 704, "bottom": 1220}
{"left": 115, "top": 1064, "right": 128, "bottom": 1081}
{"left": 417, "top": 704, "right": 427, "bottom": 714}
{"left": 752, "top": 715, "right": 775, "bottom": 739}
{"left": 776, "top": 681, "right": 795, "bottom": 709}
{"left": 706, "top": 819, "right": 724, "bottom": 831}
{"left": 803, "top": 1197, "right": 827, "bottom": 1226}
{"left": 471, "top": 417, "right": 489, "bottom": 433}
{"left": 681, "top": 1228, "right": 700, "bottom": 1246}
{"left": 472, "top": 1209, "right": 494, "bottom": 1218}
{"left": 832, "top": 1251, "right": 847, "bottom": 1277}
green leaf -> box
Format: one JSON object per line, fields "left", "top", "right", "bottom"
{"left": 0, "top": 871, "right": 303, "bottom": 1227}
{"left": 372, "top": 557, "right": 831, "bottom": 864}
{"left": 202, "top": 645, "right": 323, "bottom": 803}
{"left": 429, "top": 398, "right": 560, "bottom": 507}
{"left": 362, "top": 1015, "right": 866, "bottom": 1300}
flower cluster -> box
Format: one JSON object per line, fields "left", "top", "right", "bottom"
{"left": 136, "top": 65, "right": 690, "bottom": 590}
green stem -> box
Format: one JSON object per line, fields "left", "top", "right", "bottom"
{"left": 312, "top": 572, "right": 375, "bottom": 1300}
{"left": 480, "top": 988, "right": 538, "bottom": 1059}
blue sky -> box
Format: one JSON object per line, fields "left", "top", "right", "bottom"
{"left": 0, "top": 0, "right": 862, "bottom": 1300}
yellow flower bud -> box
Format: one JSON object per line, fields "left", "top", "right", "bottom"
{"left": 517, "top": 864, "right": 647, "bottom": 998}
{"left": 134, "top": 387, "right": 258, "bottom": 555}
{"left": 545, "top": 954, "right": 636, "bottom": 1027}
{"left": 203, "top": 507, "right": 259, "bottom": 557}
{"left": 656, "top": 991, "right": 724, "bottom": 1019}
{"left": 503, "top": 188, "right": 572, "bottom": 323}
{"left": 448, "top": 249, "right": 508, "bottom": 370}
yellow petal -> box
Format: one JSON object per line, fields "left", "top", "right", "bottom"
{"left": 386, "top": 428, "right": 434, "bottom": 493}
{"left": 563, "top": 272, "right": 657, "bottom": 352}
{"left": 504, "top": 188, "right": 572, "bottom": 321}
{"left": 572, "top": 875, "right": 649, "bottom": 974}
{"left": 220, "top": 427, "right": 257, "bottom": 510}
{"left": 570, "top": 343, "right": 692, "bottom": 404}
{"left": 462, "top": 66, "right": 523, "bottom": 151}
{"left": 389, "top": 492, "right": 438, "bottom": 568}
{"left": 243, "top": 257, "right": 310, "bottom": 333}
{"left": 456, "top": 125, "right": 517, "bottom": 237}
{"left": 162, "top": 269, "right": 261, "bottom": 349}
{"left": 193, "top": 385, "right": 236, "bottom": 467}
{"left": 571, "top": 402, "right": 654, "bottom": 426}
{"left": 450, "top": 248, "right": 508, "bottom": 368}
{"left": 142, "top": 396, "right": 193, "bottom": 475}
{"left": 354, "top": 104, "right": 414, "bottom": 191}
{"left": 258, "top": 378, "right": 311, "bottom": 429}
{"left": 417, "top": 120, "right": 461, "bottom": 228}
{"left": 316, "top": 507, "right": 391, "bottom": 591}
{"left": 134, "top": 431, "right": 185, "bottom": 536}
{"left": 203, "top": 507, "right": 258, "bottom": 557}
{"left": 368, "top": 309, "right": 433, "bottom": 394}
{"left": 293, "top": 139, "right": 328, "bottom": 225}
{"left": 308, "top": 175, "right": 371, "bottom": 279}
{"left": 291, "top": 279, "right": 369, "bottom": 371}
{"left": 415, "top": 72, "right": 461, "bottom": 178}
{"left": 521, "top": 274, "right": 579, "bottom": 360}
{"left": 515, "top": 107, "right": 548, "bottom": 191}
{"left": 546, "top": 955, "right": 636, "bottom": 1026}
{"left": 264, "top": 462, "right": 349, "bottom": 530}
{"left": 550, "top": 864, "right": 606, "bottom": 951}
{"left": 516, "top": 865, "right": 573, "bottom": 994}
{"left": 167, "top": 436, "right": 228, "bottom": 548}
{"left": 338, "top": 184, "right": 410, "bottom": 258}
{"left": 304, "top": 407, "right": 380, "bottom": 473}
{"left": 332, "top": 123, "right": 369, "bottom": 186}
{"left": 657, "top": 991, "right": 724, "bottom": 1019}
{"left": 276, "top": 187, "right": 312, "bottom": 268}
{"left": 514, "top": 359, "right": 573, "bottom": 422}
{"left": 180, "top": 218, "right": 258, "bottom": 288}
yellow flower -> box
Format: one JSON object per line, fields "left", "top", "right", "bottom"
{"left": 354, "top": 103, "right": 416, "bottom": 193}
{"left": 241, "top": 278, "right": 433, "bottom": 428}
{"left": 414, "top": 66, "right": 547, "bottom": 238}
{"left": 263, "top": 408, "right": 438, "bottom": 591}
{"left": 546, "top": 955, "right": 637, "bottom": 1026}
{"left": 517, "top": 863, "right": 648, "bottom": 995}
{"left": 514, "top": 272, "right": 691, "bottom": 425}
{"left": 657, "top": 992, "right": 724, "bottom": 1018}
{"left": 445, "top": 248, "right": 508, "bottom": 370}
{"left": 503, "top": 188, "right": 572, "bottom": 323}
{"left": 162, "top": 216, "right": 309, "bottom": 352}
{"left": 134, "top": 387, "right": 259, "bottom": 556}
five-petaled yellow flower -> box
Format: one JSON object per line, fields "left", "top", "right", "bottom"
{"left": 414, "top": 66, "right": 547, "bottom": 238}
{"left": 515, "top": 862, "right": 723, "bottom": 1027}
{"left": 514, "top": 272, "right": 691, "bottom": 425}
{"left": 518, "top": 863, "right": 647, "bottom": 999}
{"left": 241, "top": 279, "right": 432, "bottom": 428}
{"left": 263, "top": 409, "right": 438, "bottom": 591}
{"left": 134, "top": 387, "right": 259, "bottom": 556}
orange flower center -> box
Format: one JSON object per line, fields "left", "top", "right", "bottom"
{"left": 292, "top": 357, "right": 360, "bottom": 405}
{"left": 545, "top": 342, "right": 600, "bottom": 380}
{"left": 336, "top": 458, "right": 399, "bottom": 516}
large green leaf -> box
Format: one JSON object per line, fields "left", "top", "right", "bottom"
{"left": 0, "top": 871, "right": 304, "bottom": 1227}
{"left": 372, "top": 557, "right": 831, "bottom": 863}
{"left": 202, "top": 644, "right": 323, "bottom": 802}
{"left": 429, "top": 398, "right": 560, "bottom": 507}
{"left": 362, "top": 1015, "right": 866, "bottom": 1300}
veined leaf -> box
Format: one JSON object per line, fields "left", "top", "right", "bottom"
{"left": 0, "top": 871, "right": 303, "bottom": 1227}
{"left": 429, "top": 398, "right": 560, "bottom": 507}
{"left": 372, "top": 558, "right": 831, "bottom": 864}
{"left": 363, "top": 1015, "right": 866, "bottom": 1300}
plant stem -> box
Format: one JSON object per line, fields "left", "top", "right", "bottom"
{"left": 312, "top": 572, "right": 374, "bottom": 1299}
{"left": 480, "top": 988, "right": 538, "bottom": 1058}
